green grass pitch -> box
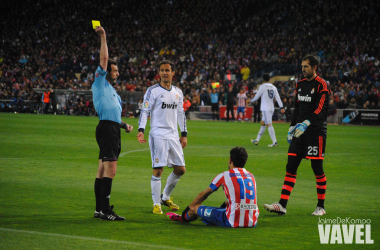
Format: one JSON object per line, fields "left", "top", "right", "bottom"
{"left": 0, "top": 113, "right": 379, "bottom": 249}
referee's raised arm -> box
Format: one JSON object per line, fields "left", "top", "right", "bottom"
{"left": 95, "top": 26, "right": 108, "bottom": 70}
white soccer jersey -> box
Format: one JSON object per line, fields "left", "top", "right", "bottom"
{"left": 251, "top": 82, "right": 283, "bottom": 111}
{"left": 139, "top": 84, "right": 187, "bottom": 140}
{"left": 237, "top": 93, "right": 247, "bottom": 107}
{"left": 210, "top": 168, "right": 259, "bottom": 228}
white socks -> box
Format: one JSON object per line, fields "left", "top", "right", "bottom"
{"left": 268, "top": 125, "right": 277, "bottom": 143}
{"left": 162, "top": 172, "right": 181, "bottom": 201}
{"left": 151, "top": 175, "right": 161, "bottom": 206}
{"left": 256, "top": 126, "right": 266, "bottom": 141}
{"left": 151, "top": 172, "right": 182, "bottom": 205}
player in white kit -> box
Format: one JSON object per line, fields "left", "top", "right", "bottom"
{"left": 137, "top": 60, "right": 188, "bottom": 214}
{"left": 250, "top": 74, "right": 285, "bottom": 147}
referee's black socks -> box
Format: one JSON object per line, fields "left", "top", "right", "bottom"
{"left": 101, "top": 177, "right": 113, "bottom": 213}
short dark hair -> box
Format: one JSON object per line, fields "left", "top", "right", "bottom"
{"left": 230, "top": 147, "right": 248, "bottom": 168}
{"left": 158, "top": 59, "right": 176, "bottom": 71}
{"left": 107, "top": 59, "right": 117, "bottom": 73}
{"left": 302, "top": 54, "right": 320, "bottom": 70}
{"left": 263, "top": 73, "right": 270, "bottom": 82}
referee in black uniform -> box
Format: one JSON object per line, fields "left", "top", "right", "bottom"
{"left": 92, "top": 26, "right": 133, "bottom": 220}
{"left": 264, "top": 55, "right": 330, "bottom": 216}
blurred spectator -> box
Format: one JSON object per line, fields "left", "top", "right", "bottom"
{"left": 41, "top": 89, "right": 51, "bottom": 114}
{"left": 50, "top": 89, "right": 58, "bottom": 115}
{"left": 349, "top": 98, "right": 357, "bottom": 109}
{"left": 190, "top": 91, "right": 200, "bottom": 112}
{"left": 183, "top": 95, "right": 191, "bottom": 119}
{"left": 135, "top": 99, "right": 143, "bottom": 118}
{"left": 200, "top": 89, "right": 210, "bottom": 106}
{"left": 0, "top": 0, "right": 379, "bottom": 117}
{"left": 362, "top": 101, "right": 370, "bottom": 109}
{"left": 240, "top": 64, "right": 250, "bottom": 81}
{"left": 328, "top": 100, "right": 337, "bottom": 117}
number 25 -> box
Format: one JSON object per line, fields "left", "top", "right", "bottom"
{"left": 308, "top": 146, "right": 318, "bottom": 155}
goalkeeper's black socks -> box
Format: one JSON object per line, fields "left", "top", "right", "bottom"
{"left": 101, "top": 177, "right": 113, "bottom": 213}
{"left": 279, "top": 172, "right": 297, "bottom": 208}
{"left": 94, "top": 178, "right": 102, "bottom": 212}
{"left": 316, "top": 174, "right": 326, "bottom": 209}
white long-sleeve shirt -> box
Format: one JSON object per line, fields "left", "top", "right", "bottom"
{"left": 138, "top": 84, "right": 187, "bottom": 140}
{"left": 251, "top": 82, "right": 283, "bottom": 111}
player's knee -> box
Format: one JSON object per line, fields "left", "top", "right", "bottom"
{"left": 153, "top": 167, "right": 163, "bottom": 177}
{"left": 260, "top": 121, "right": 265, "bottom": 126}
{"left": 96, "top": 170, "right": 104, "bottom": 179}
{"left": 266, "top": 123, "right": 272, "bottom": 127}
{"left": 174, "top": 166, "right": 186, "bottom": 176}
{"left": 285, "top": 161, "right": 297, "bottom": 174}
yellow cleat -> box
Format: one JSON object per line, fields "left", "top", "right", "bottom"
{"left": 153, "top": 204, "right": 163, "bottom": 214}
{"left": 161, "top": 196, "right": 179, "bottom": 211}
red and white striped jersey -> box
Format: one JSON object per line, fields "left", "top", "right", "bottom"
{"left": 210, "top": 168, "right": 259, "bottom": 228}
{"left": 237, "top": 93, "right": 247, "bottom": 107}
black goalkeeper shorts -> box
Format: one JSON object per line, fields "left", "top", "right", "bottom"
{"left": 96, "top": 120, "right": 121, "bottom": 162}
{"left": 288, "top": 131, "right": 326, "bottom": 160}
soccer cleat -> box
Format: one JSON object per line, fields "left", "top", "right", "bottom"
{"left": 100, "top": 205, "right": 125, "bottom": 220}
{"left": 161, "top": 195, "right": 179, "bottom": 211}
{"left": 153, "top": 204, "right": 163, "bottom": 214}
{"left": 251, "top": 139, "right": 258, "bottom": 145}
{"left": 94, "top": 210, "right": 100, "bottom": 218}
{"left": 311, "top": 206, "right": 326, "bottom": 216}
{"left": 264, "top": 202, "right": 287, "bottom": 215}
{"left": 268, "top": 142, "right": 278, "bottom": 147}
{"left": 166, "top": 212, "right": 182, "bottom": 222}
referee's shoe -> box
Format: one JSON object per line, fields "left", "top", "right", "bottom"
{"left": 99, "top": 205, "right": 125, "bottom": 221}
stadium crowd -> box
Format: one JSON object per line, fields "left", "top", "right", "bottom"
{"left": 1, "top": 0, "right": 380, "bottom": 115}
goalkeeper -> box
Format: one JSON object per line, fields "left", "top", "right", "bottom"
{"left": 264, "top": 55, "right": 330, "bottom": 216}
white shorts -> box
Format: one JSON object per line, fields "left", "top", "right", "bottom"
{"left": 261, "top": 111, "right": 273, "bottom": 125}
{"left": 149, "top": 136, "right": 185, "bottom": 168}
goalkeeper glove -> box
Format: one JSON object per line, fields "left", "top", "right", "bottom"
{"left": 287, "top": 126, "right": 296, "bottom": 144}
{"left": 293, "top": 120, "right": 311, "bottom": 138}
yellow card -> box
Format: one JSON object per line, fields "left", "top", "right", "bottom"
{"left": 92, "top": 20, "right": 101, "bottom": 29}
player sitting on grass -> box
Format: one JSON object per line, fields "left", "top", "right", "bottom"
{"left": 166, "top": 147, "right": 259, "bottom": 228}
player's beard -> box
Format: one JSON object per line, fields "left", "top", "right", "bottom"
{"left": 303, "top": 71, "right": 312, "bottom": 79}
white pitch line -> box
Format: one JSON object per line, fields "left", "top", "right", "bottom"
{"left": 119, "top": 148, "right": 150, "bottom": 157}
{"left": 0, "top": 228, "right": 191, "bottom": 250}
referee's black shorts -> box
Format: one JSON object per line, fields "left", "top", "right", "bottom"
{"left": 96, "top": 120, "right": 121, "bottom": 162}
{"left": 288, "top": 131, "right": 326, "bottom": 160}
{"left": 211, "top": 103, "right": 219, "bottom": 112}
